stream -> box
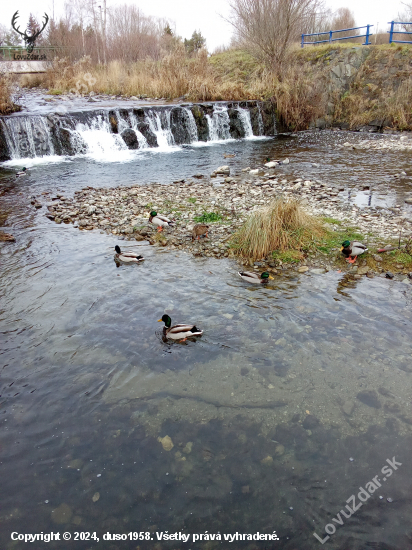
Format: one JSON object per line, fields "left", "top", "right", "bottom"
{"left": 0, "top": 120, "right": 412, "bottom": 550}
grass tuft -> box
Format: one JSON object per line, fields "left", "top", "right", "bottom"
{"left": 230, "top": 197, "right": 325, "bottom": 260}
{"left": 194, "top": 212, "right": 222, "bottom": 223}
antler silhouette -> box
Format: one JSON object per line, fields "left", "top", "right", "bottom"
{"left": 11, "top": 11, "right": 49, "bottom": 53}
{"left": 11, "top": 12, "right": 25, "bottom": 38}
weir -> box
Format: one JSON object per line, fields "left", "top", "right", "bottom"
{"left": 0, "top": 100, "right": 277, "bottom": 161}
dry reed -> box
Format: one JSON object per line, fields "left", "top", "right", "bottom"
{"left": 0, "top": 74, "right": 20, "bottom": 115}
{"left": 230, "top": 197, "right": 325, "bottom": 260}
{"left": 43, "top": 48, "right": 263, "bottom": 101}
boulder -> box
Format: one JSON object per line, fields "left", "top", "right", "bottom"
{"left": 215, "top": 165, "right": 230, "bottom": 175}
{"left": 121, "top": 129, "right": 139, "bottom": 149}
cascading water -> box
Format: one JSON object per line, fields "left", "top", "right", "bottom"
{"left": 0, "top": 101, "right": 275, "bottom": 162}
{"left": 206, "top": 104, "right": 231, "bottom": 141}
{"left": 0, "top": 116, "right": 55, "bottom": 158}
{"left": 182, "top": 107, "right": 198, "bottom": 142}
{"left": 72, "top": 112, "right": 129, "bottom": 160}
{"left": 128, "top": 112, "right": 148, "bottom": 149}
{"left": 145, "top": 110, "right": 175, "bottom": 149}
{"left": 237, "top": 107, "right": 254, "bottom": 138}
{"left": 256, "top": 104, "right": 264, "bottom": 136}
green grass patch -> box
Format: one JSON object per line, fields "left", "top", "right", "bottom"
{"left": 187, "top": 197, "right": 197, "bottom": 204}
{"left": 272, "top": 250, "right": 303, "bottom": 263}
{"left": 47, "top": 89, "right": 63, "bottom": 95}
{"left": 322, "top": 217, "right": 342, "bottom": 225}
{"left": 194, "top": 212, "right": 222, "bottom": 223}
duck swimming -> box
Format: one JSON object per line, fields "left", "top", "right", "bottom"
{"left": 16, "top": 168, "right": 27, "bottom": 177}
{"left": 158, "top": 314, "right": 203, "bottom": 341}
{"left": 149, "top": 211, "right": 175, "bottom": 232}
{"left": 238, "top": 271, "right": 274, "bottom": 284}
{"left": 114, "top": 245, "right": 144, "bottom": 262}
{"left": 340, "top": 240, "right": 368, "bottom": 264}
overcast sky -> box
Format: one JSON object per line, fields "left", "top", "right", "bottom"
{"left": 0, "top": 0, "right": 408, "bottom": 52}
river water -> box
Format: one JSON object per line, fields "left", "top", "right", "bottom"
{"left": 1, "top": 131, "right": 412, "bottom": 550}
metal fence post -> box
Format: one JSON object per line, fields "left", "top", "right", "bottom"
{"left": 329, "top": 30, "right": 333, "bottom": 43}
{"left": 301, "top": 34, "right": 304, "bottom": 48}
{"left": 389, "top": 21, "right": 394, "bottom": 44}
{"left": 365, "top": 24, "right": 371, "bottom": 45}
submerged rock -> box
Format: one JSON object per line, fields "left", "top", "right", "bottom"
{"left": 302, "top": 415, "right": 320, "bottom": 429}
{"left": 357, "top": 390, "right": 381, "bottom": 409}
{"left": 158, "top": 435, "right": 174, "bottom": 451}
{"left": 51, "top": 503, "right": 72, "bottom": 524}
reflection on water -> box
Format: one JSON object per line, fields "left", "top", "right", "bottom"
{"left": 1, "top": 133, "right": 412, "bottom": 549}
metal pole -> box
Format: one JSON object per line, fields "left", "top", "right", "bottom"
{"left": 365, "top": 24, "right": 370, "bottom": 45}
{"left": 329, "top": 30, "right": 333, "bottom": 43}
{"left": 389, "top": 21, "right": 394, "bottom": 44}
{"left": 301, "top": 34, "right": 304, "bottom": 48}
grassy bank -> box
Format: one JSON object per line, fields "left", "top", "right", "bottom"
{"left": 37, "top": 49, "right": 269, "bottom": 102}
{"left": 20, "top": 42, "right": 412, "bottom": 129}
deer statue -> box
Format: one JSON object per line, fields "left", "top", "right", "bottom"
{"left": 11, "top": 11, "right": 49, "bottom": 53}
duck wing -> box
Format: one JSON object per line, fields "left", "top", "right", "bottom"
{"left": 238, "top": 271, "right": 261, "bottom": 283}
{"left": 351, "top": 242, "right": 368, "bottom": 255}
{"left": 166, "top": 324, "right": 203, "bottom": 339}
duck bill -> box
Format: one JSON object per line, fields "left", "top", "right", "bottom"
{"left": 269, "top": 276, "right": 274, "bottom": 280}
{"left": 157, "top": 319, "right": 162, "bottom": 322}
{"left": 340, "top": 246, "right": 343, "bottom": 251}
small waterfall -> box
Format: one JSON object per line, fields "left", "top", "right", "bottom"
{"left": 237, "top": 107, "right": 254, "bottom": 138}
{"left": 128, "top": 112, "right": 148, "bottom": 149}
{"left": 145, "top": 110, "right": 175, "bottom": 149}
{"left": 256, "top": 104, "right": 264, "bottom": 136}
{"left": 0, "top": 101, "right": 275, "bottom": 161}
{"left": 182, "top": 107, "right": 198, "bottom": 142}
{"left": 72, "top": 112, "right": 129, "bottom": 159}
{"left": 206, "top": 104, "right": 231, "bottom": 141}
{"left": 0, "top": 116, "right": 55, "bottom": 158}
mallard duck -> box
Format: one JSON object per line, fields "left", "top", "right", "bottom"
{"left": 238, "top": 271, "right": 274, "bottom": 284}
{"left": 114, "top": 245, "right": 144, "bottom": 262}
{"left": 158, "top": 314, "right": 203, "bottom": 340}
{"left": 340, "top": 240, "right": 368, "bottom": 264}
{"left": 149, "top": 211, "right": 175, "bottom": 232}
{"left": 192, "top": 223, "right": 209, "bottom": 241}
{"left": 16, "top": 168, "right": 27, "bottom": 177}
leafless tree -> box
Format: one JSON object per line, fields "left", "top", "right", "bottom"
{"left": 397, "top": 2, "right": 412, "bottom": 33}
{"left": 226, "top": 0, "right": 325, "bottom": 73}
{"left": 330, "top": 8, "right": 357, "bottom": 38}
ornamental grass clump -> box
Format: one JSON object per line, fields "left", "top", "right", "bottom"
{"left": 230, "top": 197, "right": 325, "bottom": 260}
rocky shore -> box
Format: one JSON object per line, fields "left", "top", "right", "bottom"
{"left": 35, "top": 158, "right": 412, "bottom": 281}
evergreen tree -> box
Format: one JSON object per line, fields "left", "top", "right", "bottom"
{"left": 163, "top": 24, "right": 173, "bottom": 36}
{"left": 184, "top": 30, "right": 206, "bottom": 54}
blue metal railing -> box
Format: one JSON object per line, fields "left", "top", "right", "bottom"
{"left": 301, "top": 25, "right": 373, "bottom": 47}
{"left": 388, "top": 21, "right": 412, "bottom": 44}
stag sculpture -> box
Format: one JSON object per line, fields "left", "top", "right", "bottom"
{"left": 11, "top": 11, "right": 49, "bottom": 53}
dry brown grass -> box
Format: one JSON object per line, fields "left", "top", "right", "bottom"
{"left": 43, "top": 48, "right": 261, "bottom": 101}
{"left": 271, "top": 63, "right": 327, "bottom": 130}
{"left": 230, "top": 197, "right": 325, "bottom": 260}
{"left": 0, "top": 74, "right": 20, "bottom": 115}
